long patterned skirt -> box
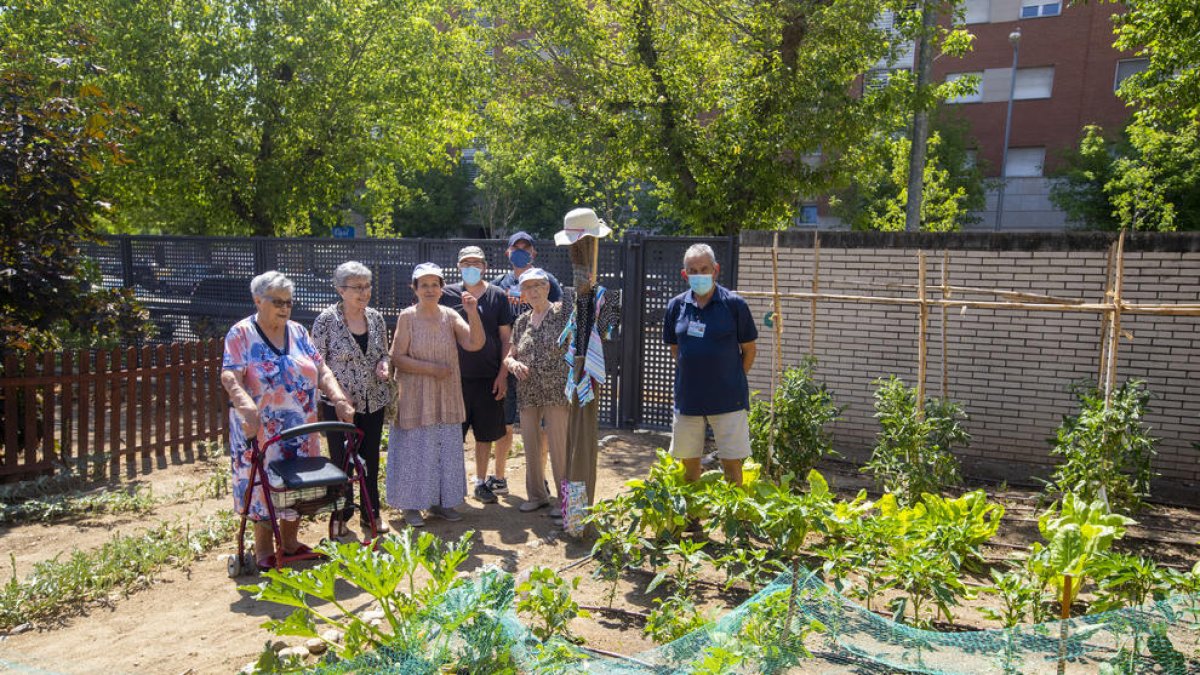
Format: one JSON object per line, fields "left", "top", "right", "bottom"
{"left": 385, "top": 423, "right": 466, "bottom": 511}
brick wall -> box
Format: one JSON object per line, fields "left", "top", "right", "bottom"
{"left": 737, "top": 231, "right": 1200, "bottom": 487}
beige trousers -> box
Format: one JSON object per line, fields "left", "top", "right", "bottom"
{"left": 521, "top": 405, "right": 569, "bottom": 503}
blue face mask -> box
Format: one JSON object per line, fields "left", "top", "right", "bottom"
{"left": 509, "top": 248, "right": 533, "bottom": 268}
{"left": 687, "top": 274, "right": 714, "bottom": 296}
{"left": 460, "top": 267, "right": 483, "bottom": 286}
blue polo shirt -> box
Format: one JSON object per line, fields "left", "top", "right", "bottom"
{"left": 663, "top": 284, "right": 758, "bottom": 416}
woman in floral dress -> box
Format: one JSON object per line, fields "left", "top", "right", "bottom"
{"left": 221, "top": 271, "right": 355, "bottom": 570}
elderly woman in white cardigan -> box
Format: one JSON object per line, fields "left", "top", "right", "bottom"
{"left": 312, "top": 261, "right": 395, "bottom": 535}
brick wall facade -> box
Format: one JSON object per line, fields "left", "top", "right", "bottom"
{"left": 737, "top": 231, "right": 1200, "bottom": 489}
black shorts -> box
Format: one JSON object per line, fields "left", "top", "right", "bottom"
{"left": 461, "top": 378, "right": 507, "bottom": 443}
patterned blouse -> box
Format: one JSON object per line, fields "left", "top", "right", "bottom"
{"left": 311, "top": 303, "right": 394, "bottom": 414}
{"left": 511, "top": 300, "right": 572, "bottom": 408}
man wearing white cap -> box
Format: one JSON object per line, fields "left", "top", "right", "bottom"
{"left": 440, "top": 245, "right": 514, "bottom": 505}
{"left": 555, "top": 208, "right": 621, "bottom": 533}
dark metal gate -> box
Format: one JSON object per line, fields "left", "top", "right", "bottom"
{"left": 84, "top": 234, "right": 738, "bottom": 430}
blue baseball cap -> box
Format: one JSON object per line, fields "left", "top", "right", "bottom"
{"left": 507, "top": 231, "right": 534, "bottom": 248}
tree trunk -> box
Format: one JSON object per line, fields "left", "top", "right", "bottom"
{"left": 905, "top": 1, "right": 939, "bottom": 232}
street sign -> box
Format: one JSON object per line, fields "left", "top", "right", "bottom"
{"left": 332, "top": 225, "right": 355, "bottom": 239}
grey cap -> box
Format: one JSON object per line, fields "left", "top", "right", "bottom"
{"left": 457, "top": 245, "right": 487, "bottom": 263}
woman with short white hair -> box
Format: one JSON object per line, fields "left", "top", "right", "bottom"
{"left": 312, "top": 261, "right": 395, "bottom": 535}
{"left": 220, "top": 271, "right": 355, "bottom": 570}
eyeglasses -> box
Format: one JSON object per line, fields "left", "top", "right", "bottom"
{"left": 267, "top": 298, "right": 294, "bottom": 308}
{"left": 339, "top": 284, "right": 372, "bottom": 293}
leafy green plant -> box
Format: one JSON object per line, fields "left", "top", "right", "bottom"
{"left": 0, "top": 484, "right": 155, "bottom": 525}
{"left": 1048, "top": 381, "right": 1156, "bottom": 514}
{"left": 748, "top": 358, "right": 842, "bottom": 482}
{"left": 981, "top": 568, "right": 1044, "bottom": 628}
{"left": 863, "top": 376, "right": 969, "bottom": 506}
{"left": 586, "top": 493, "right": 643, "bottom": 606}
{"left": 1026, "top": 493, "right": 1136, "bottom": 607}
{"left": 1090, "top": 552, "right": 1176, "bottom": 613}
{"left": 884, "top": 548, "right": 970, "bottom": 627}
{"left": 0, "top": 512, "right": 235, "bottom": 629}
{"left": 644, "top": 594, "right": 709, "bottom": 643}
{"left": 516, "top": 567, "right": 590, "bottom": 642}
{"left": 243, "top": 529, "right": 518, "bottom": 667}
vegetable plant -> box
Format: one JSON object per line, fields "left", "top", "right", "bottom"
{"left": 1026, "top": 493, "right": 1136, "bottom": 607}
{"left": 863, "top": 375, "right": 969, "bottom": 506}
{"left": 748, "top": 357, "right": 842, "bottom": 482}
{"left": 516, "top": 567, "right": 590, "bottom": 642}
{"left": 1048, "top": 380, "right": 1156, "bottom": 514}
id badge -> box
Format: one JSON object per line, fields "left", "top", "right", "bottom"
{"left": 687, "top": 320, "right": 706, "bottom": 338}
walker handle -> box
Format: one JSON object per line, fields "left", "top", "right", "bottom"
{"left": 275, "top": 421, "right": 359, "bottom": 443}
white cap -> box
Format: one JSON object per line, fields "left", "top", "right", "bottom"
{"left": 411, "top": 262, "right": 444, "bottom": 281}
{"left": 518, "top": 267, "right": 550, "bottom": 286}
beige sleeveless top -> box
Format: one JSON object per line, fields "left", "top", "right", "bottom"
{"left": 393, "top": 305, "right": 466, "bottom": 430}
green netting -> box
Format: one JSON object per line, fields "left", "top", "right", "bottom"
{"left": 311, "top": 567, "right": 1200, "bottom": 674}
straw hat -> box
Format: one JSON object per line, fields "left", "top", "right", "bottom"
{"left": 554, "top": 208, "right": 612, "bottom": 246}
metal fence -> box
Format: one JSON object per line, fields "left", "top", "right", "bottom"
{"left": 83, "top": 234, "right": 738, "bottom": 430}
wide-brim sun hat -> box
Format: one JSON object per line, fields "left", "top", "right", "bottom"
{"left": 411, "top": 262, "right": 444, "bottom": 281}
{"left": 554, "top": 208, "right": 612, "bottom": 246}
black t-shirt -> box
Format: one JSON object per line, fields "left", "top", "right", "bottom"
{"left": 439, "top": 282, "right": 514, "bottom": 379}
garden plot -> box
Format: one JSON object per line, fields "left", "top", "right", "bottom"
{"left": 2, "top": 431, "right": 1199, "bottom": 674}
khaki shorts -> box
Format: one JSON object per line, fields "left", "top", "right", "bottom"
{"left": 669, "top": 409, "right": 752, "bottom": 461}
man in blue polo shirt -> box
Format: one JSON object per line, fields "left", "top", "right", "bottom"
{"left": 663, "top": 243, "right": 758, "bottom": 485}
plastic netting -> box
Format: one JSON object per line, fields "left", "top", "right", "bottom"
{"left": 311, "top": 567, "right": 1200, "bottom": 674}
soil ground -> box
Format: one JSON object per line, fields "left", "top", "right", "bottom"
{"left": 2, "top": 430, "right": 1198, "bottom": 674}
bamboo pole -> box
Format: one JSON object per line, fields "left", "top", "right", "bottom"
{"left": 941, "top": 250, "right": 949, "bottom": 400}
{"left": 768, "top": 231, "right": 782, "bottom": 478}
{"left": 1058, "top": 575, "right": 1073, "bottom": 675}
{"left": 735, "top": 290, "right": 1200, "bottom": 316}
{"left": 836, "top": 280, "right": 1087, "bottom": 305}
{"left": 1104, "top": 231, "right": 1127, "bottom": 407}
{"left": 1098, "top": 242, "right": 1117, "bottom": 383}
{"left": 810, "top": 232, "right": 820, "bottom": 357}
{"left": 916, "top": 253, "right": 928, "bottom": 419}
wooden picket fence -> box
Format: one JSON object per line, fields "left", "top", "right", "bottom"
{"left": 0, "top": 339, "right": 228, "bottom": 482}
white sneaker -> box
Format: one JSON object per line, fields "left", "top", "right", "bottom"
{"left": 402, "top": 509, "right": 425, "bottom": 527}
{"left": 519, "top": 500, "right": 549, "bottom": 512}
{"left": 429, "top": 505, "right": 463, "bottom": 522}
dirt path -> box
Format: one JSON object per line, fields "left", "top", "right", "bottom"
{"left": 0, "top": 431, "right": 668, "bottom": 674}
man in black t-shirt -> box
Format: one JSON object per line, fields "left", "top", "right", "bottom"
{"left": 441, "top": 245, "right": 514, "bottom": 504}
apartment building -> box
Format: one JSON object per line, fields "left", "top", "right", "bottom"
{"left": 937, "top": 0, "right": 1142, "bottom": 229}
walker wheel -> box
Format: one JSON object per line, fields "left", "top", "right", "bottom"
{"left": 226, "top": 554, "right": 242, "bottom": 578}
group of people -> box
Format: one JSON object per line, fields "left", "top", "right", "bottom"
{"left": 220, "top": 207, "right": 758, "bottom": 571}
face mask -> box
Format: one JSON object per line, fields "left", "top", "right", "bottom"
{"left": 460, "top": 266, "right": 483, "bottom": 286}
{"left": 687, "top": 274, "right": 714, "bottom": 296}
{"left": 509, "top": 249, "right": 532, "bottom": 268}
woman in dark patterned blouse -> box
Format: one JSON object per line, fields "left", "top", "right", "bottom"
{"left": 504, "top": 268, "right": 572, "bottom": 516}
{"left": 311, "top": 261, "right": 395, "bottom": 535}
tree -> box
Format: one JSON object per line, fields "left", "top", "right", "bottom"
{"left": 475, "top": 0, "right": 970, "bottom": 235}
{"left": 1, "top": 0, "right": 483, "bottom": 236}
{"left": 1, "top": 47, "right": 151, "bottom": 358}
{"left": 1053, "top": 1, "right": 1200, "bottom": 231}
{"left": 832, "top": 111, "right": 985, "bottom": 231}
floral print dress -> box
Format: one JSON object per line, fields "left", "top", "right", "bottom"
{"left": 223, "top": 317, "right": 323, "bottom": 521}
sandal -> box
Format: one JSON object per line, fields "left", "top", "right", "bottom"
{"left": 285, "top": 543, "right": 324, "bottom": 559}
{"left": 257, "top": 554, "right": 279, "bottom": 572}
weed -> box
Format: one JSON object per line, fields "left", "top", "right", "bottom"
{"left": 0, "top": 511, "right": 235, "bottom": 629}
{"left": 0, "top": 484, "right": 156, "bottom": 525}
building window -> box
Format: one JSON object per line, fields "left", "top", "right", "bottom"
{"left": 962, "top": 0, "right": 989, "bottom": 24}
{"left": 794, "top": 204, "right": 819, "bottom": 227}
{"left": 964, "top": 150, "right": 978, "bottom": 168}
{"left": 865, "top": 69, "right": 894, "bottom": 93}
{"left": 1020, "top": 0, "right": 1061, "bottom": 18}
{"left": 1004, "top": 147, "right": 1045, "bottom": 177}
{"left": 945, "top": 72, "right": 983, "bottom": 103}
{"left": 1114, "top": 58, "right": 1150, "bottom": 92}
{"left": 1013, "top": 66, "right": 1054, "bottom": 99}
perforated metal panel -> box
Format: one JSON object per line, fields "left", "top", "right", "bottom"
{"left": 87, "top": 234, "right": 738, "bottom": 430}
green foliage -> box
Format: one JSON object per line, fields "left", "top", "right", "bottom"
{"left": 980, "top": 568, "right": 1043, "bottom": 628}
{"left": 749, "top": 358, "right": 842, "bottom": 483}
{"left": 474, "top": 0, "right": 974, "bottom": 235}
{"left": 0, "top": 512, "right": 235, "bottom": 629}
{"left": 388, "top": 165, "right": 473, "bottom": 238}
{"left": 0, "top": 484, "right": 155, "bottom": 525}
{"left": 1089, "top": 552, "right": 1177, "bottom": 613}
{"left": 863, "top": 376, "right": 970, "bottom": 506}
{"left": 515, "top": 567, "right": 589, "bottom": 642}
{"left": 644, "top": 594, "right": 709, "bottom": 644}
{"left": 1050, "top": 125, "right": 1126, "bottom": 230}
{"left": 1048, "top": 381, "right": 1156, "bottom": 513}
{"left": 1026, "top": 493, "right": 1135, "bottom": 606}
{"left": 1, "top": 0, "right": 482, "bottom": 237}
{"left": 832, "top": 126, "right": 984, "bottom": 232}
{"left": 0, "top": 49, "right": 152, "bottom": 358}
